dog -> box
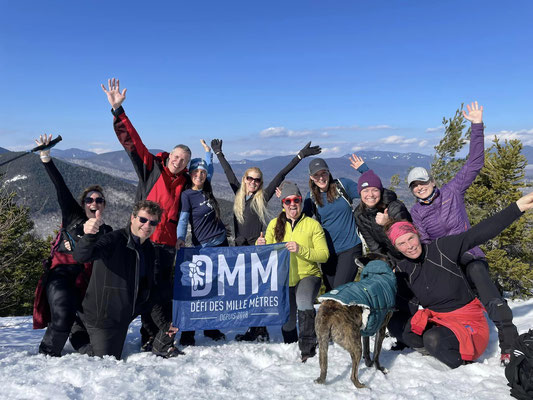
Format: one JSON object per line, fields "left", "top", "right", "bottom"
{"left": 315, "top": 254, "right": 397, "bottom": 389}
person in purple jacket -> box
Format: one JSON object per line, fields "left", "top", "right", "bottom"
{"left": 407, "top": 101, "right": 518, "bottom": 366}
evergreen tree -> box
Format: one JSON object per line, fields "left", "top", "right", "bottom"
{"left": 389, "top": 174, "right": 401, "bottom": 192}
{"left": 430, "top": 108, "right": 533, "bottom": 295}
{"left": 0, "top": 180, "right": 49, "bottom": 316}
{"left": 431, "top": 104, "right": 470, "bottom": 185}
{"left": 465, "top": 138, "right": 533, "bottom": 294}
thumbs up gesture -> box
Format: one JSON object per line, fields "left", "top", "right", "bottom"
{"left": 84, "top": 209, "right": 103, "bottom": 234}
{"left": 256, "top": 232, "right": 266, "bottom": 245}
{"left": 375, "top": 208, "right": 389, "bottom": 226}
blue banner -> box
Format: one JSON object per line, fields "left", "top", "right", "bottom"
{"left": 173, "top": 244, "right": 291, "bottom": 331}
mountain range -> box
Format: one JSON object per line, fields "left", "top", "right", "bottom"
{"left": 1, "top": 144, "right": 531, "bottom": 238}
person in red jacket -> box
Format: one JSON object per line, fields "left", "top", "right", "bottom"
{"left": 101, "top": 78, "right": 190, "bottom": 351}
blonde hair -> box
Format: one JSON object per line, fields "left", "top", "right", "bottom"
{"left": 233, "top": 167, "right": 269, "bottom": 226}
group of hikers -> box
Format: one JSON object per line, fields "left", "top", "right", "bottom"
{"left": 33, "top": 80, "right": 533, "bottom": 370}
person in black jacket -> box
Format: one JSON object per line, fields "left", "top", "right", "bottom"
{"left": 73, "top": 200, "right": 181, "bottom": 359}
{"left": 352, "top": 169, "right": 412, "bottom": 350}
{"left": 353, "top": 169, "right": 411, "bottom": 260}
{"left": 210, "top": 138, "right": 320, "bottom": 342}
{"left": 387, "top": 192, "right": 533, "bottom": 368}
{"left": 33, "top": 134, "right": 112, "bottom": 357}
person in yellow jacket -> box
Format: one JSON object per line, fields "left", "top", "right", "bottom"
{"left": 257, "top": 181, "right": 329, "bottom": 362}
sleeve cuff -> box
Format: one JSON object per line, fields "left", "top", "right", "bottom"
{"left": 111, "top": 106, "right": 125, "bottom": 117}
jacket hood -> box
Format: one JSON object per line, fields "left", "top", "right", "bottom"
{"left": 360, "top": 260, "right": 394, "bottom": 280}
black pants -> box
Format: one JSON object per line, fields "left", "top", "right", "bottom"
{"left": 321, "top": 244, "right": 362, "bottom": 292}
{"left": 464, "top": 259, "right": 518, "bottom": 352}
{"left": 86, "top": 317, "right": 174, "bottom": 359}
{"left": 39, "top": 265, "right": 89, "bottom": 356}
{"left": 140, "top": 243, "right": 176, "bottom": 345}
{"left": 402, "top": 319, "right": 463, "bottom": 369}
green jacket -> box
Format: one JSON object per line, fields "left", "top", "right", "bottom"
{"left": 319, "top": 260, "right": 397, "bottom": 336}
{"left": 264, "top": 214, "right": 328, "bottom": 287}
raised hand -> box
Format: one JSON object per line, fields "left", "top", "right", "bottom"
{"left": 285, "top": 241, "right": 300, "bottom": 253}
{"left": 211, "top": 139, "right": 223, "bottom": 155}
{"left": 84, "top": 209, "right": 103, "bottom": 234}
{"left": 256, "top": 232, "right": 266, "bottom": 245}
{"left": 298, "top": 141, "right": 321, "bottom": 159}
{"left": 200, "top": 139, "right": 211, "bottom": 153}
{"left": 275, "top": 187, "right": 282, "bottom": 198}
{"left": 516, "top": 192, "right": 533, "bottom": 212}
{"left": 349, "top": 153, "right": 365, "bottom": 170}
{"left": 462, "top": 101, "right": 483, "bottom": 124}
{"left": 101, "top": 78, "right": 127, "bottom": 110}
{"left": 375, "top": 209, "right": 389, "bottom": 226}
{"left": 35, "top": 134, "right": 52, "bottom": 162}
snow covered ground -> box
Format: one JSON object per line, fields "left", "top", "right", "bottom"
{"left": 1, "top": 299, "right": 531, "bottom": 400}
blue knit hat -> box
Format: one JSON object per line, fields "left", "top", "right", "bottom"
{"left": 189, "top": 158, "right": 208, "bottom": 172}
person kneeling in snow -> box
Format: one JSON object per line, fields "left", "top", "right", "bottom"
{"left": 73, "top": 200, "right": 182, "bottom": 359}
{"left": 388, "top": 191, "right": 533, "bottom": 368}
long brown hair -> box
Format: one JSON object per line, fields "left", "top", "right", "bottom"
{"left": 308, "top": 172, "right": 339, "bottom": 207}
{"left": 274, "top": 210, "right": 288, "bottom": 243}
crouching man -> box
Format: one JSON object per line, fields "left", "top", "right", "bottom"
{"left": 73, "top": 200, "right": 182, "bottom": 359}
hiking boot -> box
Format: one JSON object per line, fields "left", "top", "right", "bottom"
{"left": 179, "top": 331, "right": 196, "bottom": 346}
{"left": 414, "top": 347, "right": 430, "bottom": 356}
{"left": 500, "top": 353, "right": 511, "bottom": 367}
{"left": 141, "top": 336, "right": 154, "bottom": 352}
{"left": 235, "top": 327, "right": 270, "bottom": 342}
{"left": 153, "top": 346, "right": 185, "bottom": 358}
{"left": 204, "top": 329, "right": 226, "bottom": 341}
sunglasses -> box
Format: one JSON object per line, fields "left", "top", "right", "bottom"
{"left": 246, "top": 176, "right": 262, "bottom": 184}
{"left": 136, "top": 216, "right": 160, "bottom": 227}
{"left": 84, "top": 197, "right": 105, "bottom": 204}
{"left": 282, "top": 197, "right": 302, "bottom": 206}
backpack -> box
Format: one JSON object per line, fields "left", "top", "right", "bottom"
{"left": 505, "top": 329, "right": 533, "bottom": 400}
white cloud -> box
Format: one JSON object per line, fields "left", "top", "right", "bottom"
{"left": 320, "top": 146, "right": 341, "bottom": 154}
{"left": 259, "top": 124, "right": 396, "bottom": 138}
{"left": 418, "top": 140, "right": 429, "bottom": 147}
{"left": 89, "top": 147, "right": 114, "bottom": 154}
{"left": 486, "top": 129, "right": 533, "bottom": 146}
{"left": 259, "top": 127, "right": 311, "bottom": 138}
{"left": 380, "top": 136, "right": 418, "bottom": 145}
{"left": 238, "top": 149, "right": 269, "bottom": 157}
{"left": 426, "top": 125, "right": 445, "bottom": 133}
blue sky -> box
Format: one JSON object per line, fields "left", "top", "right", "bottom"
{"left": 1, "top": 0, "right": 532, "bottom": 160}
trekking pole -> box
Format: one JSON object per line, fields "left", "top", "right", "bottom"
{"left": 0, "top": 135, "right": 63, "bottom": 167}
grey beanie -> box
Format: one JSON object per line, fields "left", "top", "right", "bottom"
{"left": 279, "top": 181, "right": 301, "bottom": 200}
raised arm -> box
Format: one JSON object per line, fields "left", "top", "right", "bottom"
{"left": 263, "top": 141, "right": 321, "bottom": 200}
{"left": 101, "top": 79, "right": 155, "bottom": 183}
{"left": 448, "top": 101, "right": 485, "bottom": 194}
{"left": 211, "top": 139, "right": 240, "bottom": 194}
{"left": 444, "top": 192, "right": 533, "bottom": 262}
{"left": 349, "top": 154, "right": 370, "bottom": 177}
{"left": 201, "top": 139, "right": 214, "bottom": 181}
{"left": 35, "top": 134, "right": 82, "bottom": 222}
{"left": 101, "top": 78, "right": 127, "bottom": 111}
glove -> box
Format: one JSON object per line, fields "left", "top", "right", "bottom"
{"left": 298, "top": 141, "right": 321, "bottom": 159}
{"left": 211, "top": 139, "right": 223, "bottom": 154}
